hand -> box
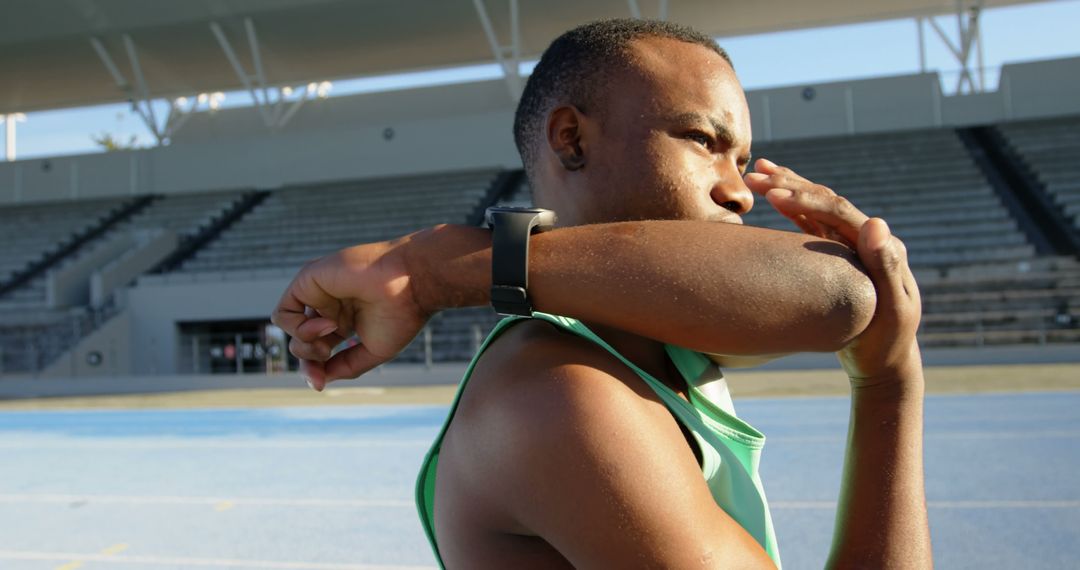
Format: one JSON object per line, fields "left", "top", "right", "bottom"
{"left": 837, "top": 218, "right": 922, "bottom": 384}
{"left": 270, "top": 235, "right": 430, "bottom": 391}
{"left": 744, "top": 158, "right": 922, "bottom": 384}
{"left": 744, "top": 158, "right": 868, "bottom": 249}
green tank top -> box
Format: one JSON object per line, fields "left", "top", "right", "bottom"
{"left": 415, "top": 313, "right": 782, "bottom": 568}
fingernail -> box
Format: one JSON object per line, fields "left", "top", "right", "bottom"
{"left": 759, "top": 158, "right": 777, "bottom": 168}
{"left": 769, "top": 188, "right": 793, "bottom": 199}
{"left": 304, "top": 376, "right": 317, "bottom": 391}
{"left": 318, "top": 325, "right": 338, "bottom": 338}
{"left": 744, "top": 172, "right": 768, "bottom": 182}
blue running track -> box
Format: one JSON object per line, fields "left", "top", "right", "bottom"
{"left": 0, "top": 392, "right": 1077, "bottom": 569}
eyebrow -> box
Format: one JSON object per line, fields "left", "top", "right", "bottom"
{"left": 667, "top": 112, "right": 752, "bottom": 163}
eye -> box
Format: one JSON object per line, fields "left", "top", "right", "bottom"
{"left": 685, "top": 131, "right": 713, "bottom": 149}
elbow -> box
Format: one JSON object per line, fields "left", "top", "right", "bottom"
{"left": 806, "top": 243, "right": 876, "bottom": 352}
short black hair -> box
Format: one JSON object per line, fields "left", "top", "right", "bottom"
{"left": 512, "top": 18, "right": 732, "bottom": 179}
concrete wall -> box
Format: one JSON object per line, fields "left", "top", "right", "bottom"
{"left": 1001, "top": 56, "right": 1080, "bottom": 121}
{"left": 125, "top": 273, "right": 292, "bottom": 375}
{"left": 41, "top": 309, "right": 131, "bottom": 378}
{"left": 91, "top": 229, "right": 178, "bottom": 306}
{"left": 47, "top": 232, "right": 135, "bottom": 308}
{"left": 3, "top": 57, "right": 1079, "bottom": 208}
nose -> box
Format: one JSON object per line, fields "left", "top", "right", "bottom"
{"left": 710, "top": 164, "right": 754, "bottom": 216}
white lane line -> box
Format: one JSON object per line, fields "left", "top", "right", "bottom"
{"left": 0, "top": 550, "right": 435, "bottom": 570}
{"left": 0, "top": 494, "right": 413, "bottom": 508}
{"left": 0, "top": 439, "right": 432, "bottom": 449}
{"left": 769, "top": 430, "right": 1080, "bottom": 443}
{"left": 52, "top": 542, "right": 129, "bottom": 570}
{"left": 772, "top": 500, "right": 1080, "bottom": 510}
{"left": 6, "top": 494, "right": 1076, "bottom": 511}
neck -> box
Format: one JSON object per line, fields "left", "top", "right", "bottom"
{"left": 582, "top": 321, "right": 686, "bottom": 397}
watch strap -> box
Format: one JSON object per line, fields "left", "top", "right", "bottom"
{"left": 489, "top": 211, "right": 544, "bottom": 316}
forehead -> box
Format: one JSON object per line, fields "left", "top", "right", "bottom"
{"left": 616, "top": 37, "right": 750, "bottom": 138}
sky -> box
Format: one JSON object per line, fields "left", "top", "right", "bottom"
{"left": 4, "top": 0, "right": 1079, "bottom": 161}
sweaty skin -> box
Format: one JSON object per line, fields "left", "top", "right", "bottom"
{"left": 272, "top": 36, "right": 932, "bottom": 570}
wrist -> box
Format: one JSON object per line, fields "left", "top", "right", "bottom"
{"left": 404, "top": 224, "right": 492, "bottom": 314}
{"left": 847, "top": 342, "right": 924, "bottom": 393}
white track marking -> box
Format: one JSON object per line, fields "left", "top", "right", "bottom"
{"left": 2, "top": 494, "right": 1075, "bottom": 510}
{"left": 0, "top": 439, "right": 431, "bottom": 449}
{"left": 771, "top": 500, "right": 1080, "bottom": 509}
{"left": 0, "top": 550, "right": 435, "bottom": 570}
{"left": 768, "top": 430, "right": 1080, "bottom": 443}
{"left": 0, "top": 430, "right": 1073, "bottom": 449}
{"left": 0, "top": 494, "right": 413, "bottom": 508}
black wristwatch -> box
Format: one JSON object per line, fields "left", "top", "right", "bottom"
{"left": 485, "top": 206, "right": 557, "bottom": 316}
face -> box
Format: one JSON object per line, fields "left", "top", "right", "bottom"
{"left": 542, "top": 36, "right": 754, "bottom": 226}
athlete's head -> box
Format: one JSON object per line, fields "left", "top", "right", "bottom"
{"left": 513, "top": 19, "right": 754, "bottom": 226}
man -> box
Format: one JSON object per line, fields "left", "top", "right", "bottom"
{"left": 273, "top": 19, "right": 932, "bottom": 569}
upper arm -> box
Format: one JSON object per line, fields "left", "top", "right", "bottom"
{"left": 455, "top": 323, "right": 776, "bottom": 569}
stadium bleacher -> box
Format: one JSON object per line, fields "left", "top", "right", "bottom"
{"left": 0, "top": 190, "right": 251, "bottom": 373}
{"left": 0, "top": 197, "right": 130, "bottom": 307}
{"left": 174, "top": 169, "right": 499, "bottom": 275}
{"left": 1, "top": 121, "right": 1078, "bottom": 373}
{"left": 998, "top": 115, "right": 1080, "bottom": 231}
{"left": 745, "top": 128, "right": 1036, "bottom": 268}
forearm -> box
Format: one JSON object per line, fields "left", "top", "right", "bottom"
{"left": 827, "top": 351, "right": 933, "bottom": 568}
{"left": 409, "top": 220, "right": 875, "bottom": 355}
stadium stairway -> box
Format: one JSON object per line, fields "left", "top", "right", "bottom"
{"left": 0, "top": 196, "right": 151, "bottom": 304}
{"left": 958, "top": 125, "right": 1080, "bottom": 255}
{"left": 996, "top": 115, "right": 1080, "bottom": 236}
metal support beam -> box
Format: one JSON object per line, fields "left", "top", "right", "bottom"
{"left": 277, "top": 86, "right": 313, "bottom": 128}
{"left": 209, "top": 18, "right": 319, "bottom": 129}
{"left": 90, "top": 35, "right": 172, "bottom": 145}
{"left": 472, "top": 0, "right": 523, "bottom": 102}
{"left": 210, "top": 20, "right": 274, "bottom": 126}
{"left": 916, "top": 17, "right": 926, "bottom": 73}
{"left": 121, "top": 34, "right": 162, "bottom": 142}
{"left": 245, "top": 18, "right": 272, "bottom": 110}
{"left": 89, "top": 37, "right": 128, "bottom": 90}
{"left": 924, "top": 0, "right": 985, "bottom": 95}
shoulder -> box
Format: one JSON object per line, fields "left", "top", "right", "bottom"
{"left": 437, "top": 319, "right": 776, "bottom": 567}
{"left": 461, "top": 318, "right": 669, "bottom": 435}
{"left": 445, "top": 317, "right": 695, "bottom": 518}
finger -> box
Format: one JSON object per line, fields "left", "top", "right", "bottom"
{"left": 300, "top": 359, "right": 328, "bottom": 391}
{"left": 323, "top": 343, "right": 390, "bottom": 384}
{"left": 743, "top": 172, "right": 773, "bottom": 195}
{"left": 293, "top": 316, "right": 340, "bottom": 343}
{"left": 289, "top": 332, "right": 347, "bottom": 363}
{"left": 767, "top": 188, "right": 868, "bottom": 245}
{"left": 270, "top": 261, "right": 341, "bottom": 337}
{"left": 858, "top": 219, "right": 908, "bottom": 310}
{"left": 767, "top": 190, "right": 845, "bottom": 244}
{"left": 749, "top": 158, "right": 837, "bottom": 197}
{"left": 270, "top": 288, "right": 310, "bottom": 338}
{"left": 790, "top": 214, "right": 820, "bottom": 236}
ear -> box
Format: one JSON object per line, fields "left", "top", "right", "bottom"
{"left": 546, "top": 105, "right": 587, "bottom": 171}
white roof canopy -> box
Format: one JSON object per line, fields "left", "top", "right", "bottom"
{"left": 0, "top": 0, "right": 1046, "bottom": 114}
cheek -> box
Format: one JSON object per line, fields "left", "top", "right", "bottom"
{"left": 650, "top": 145, "right": 717, "bottom": 214}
